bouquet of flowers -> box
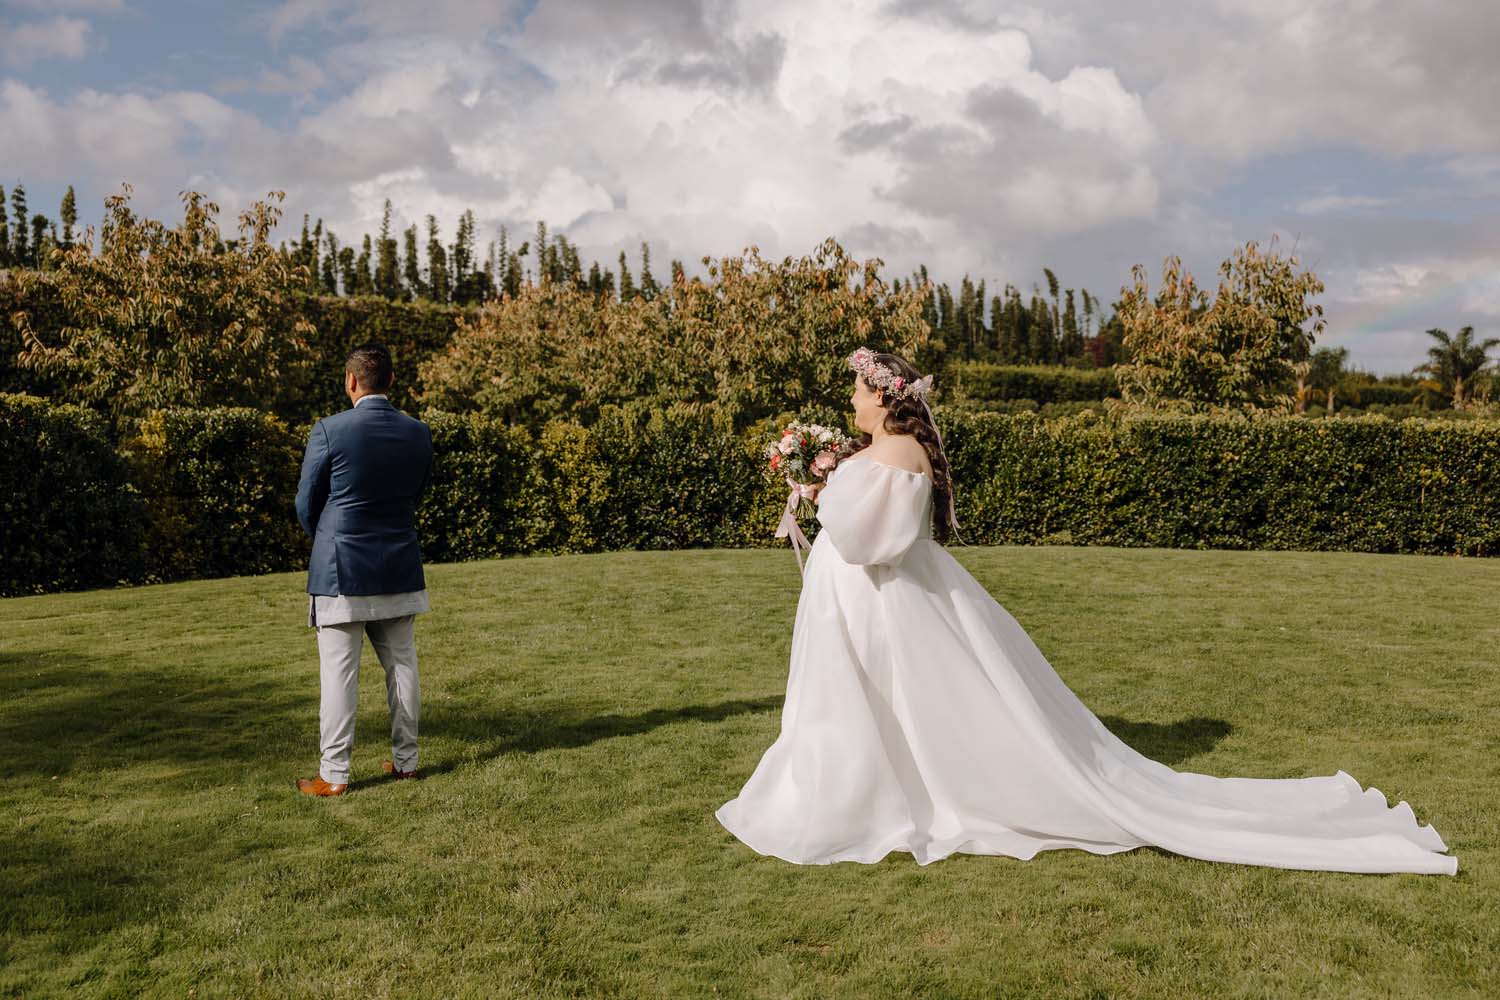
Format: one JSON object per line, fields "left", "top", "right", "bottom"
{"left": 765, "top": 421, "right": 854, "bottom": 571}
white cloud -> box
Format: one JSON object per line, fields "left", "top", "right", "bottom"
{"left": 0, "top": 80, "right": 247, "bottom": 208}
{"left": 1294, "top": 193, "right": 1389, "bottom": 215}
{"left": 1, "top": 16, "right": 92, "bottom": 68}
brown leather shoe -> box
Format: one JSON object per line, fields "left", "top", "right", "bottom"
{"left": 381, "top": 760, "right": 418, "bottom": 780}
{"left": 296, "top": 775, "right": 348, "bottom": 797}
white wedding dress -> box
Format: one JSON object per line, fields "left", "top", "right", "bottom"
{"left": 716, "top": 458, "right": 1458, "bottom": 874}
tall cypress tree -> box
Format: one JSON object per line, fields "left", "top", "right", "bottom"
{"left": 451, "top": 209, "right": 480, "bottom": 302}
{"left": 322, "top": 231, "right": 341, "bottom": 295}
{"left": 1061, "top": 289, "right": 1081, "bottom": 359}
{"left": 484, "top": 238, "right": 501, "bottom": 300}
{"left": 425, "top": 215, "right": 449, "bottom": 303}
{"left": 297, "top": 214, "right": 313, "bottom": 272}
{"left": 337, "top": 245, "right": 356, "bottom": 294}
{"left": 974, "top": 279, "right": 987, "bottom": 359}
{"left": 376, "top": 200, "right": 401, "bottom": 299}
{"left": 989, "top": 293, "right": 1005, "bottom": 358}
{"left": 59, "top": 185, "right": 77, "bottom": 250}
{"left": 617, "top": 250, "right": 635, "bottom": 300}
{"left": 1003, "top": 285, "right": 1028, "bottom": 364}
{"left": 493, "top": 226, "right": 511, "bottom": 299}
{"left": 957, "top": 276, "right": 978, "bottom": 358}
{"left": 916, "top": 266, "right": 939, "bottom": 331}
{"left": 11, "top": 183, "right": 30, "bottom": 265}
{"left": 30, "top": 213, "right": 51, "bottom": 267}
{"left": 310, "top": 219, "right": 324, "bottom": 290}
{"left": 560, "top": 237, "right": 583, "bottom": 290}
{"left": 0, "top": 184, "right": 10, "bottom": 267}
{"left": 639, "top": 242, "right": 659, "bottom": 301}
{"left": 506, "top": 248, "right": 524, "bottom": 296}
{"left": 402, "top": 224, "right": 424, "bottom": 299}
{"left": 1043, "top": 267, "right": 1061, "bottom": 334}
{"left": 1028, "top": 290, "right": 1054, "bottom": 364}
{"left": 354, "top": 234, "right": 374, "bottom": 296}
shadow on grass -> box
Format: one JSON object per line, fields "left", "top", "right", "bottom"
{"left": 1098, "top": 715, "right": 1233, "bottom": 766}
{"left": 4, "top": 641, "right": 1227, "bottom": 779}
{"left": 0, "top": 652, "right": 306, "bottom": 776}
{"left": 403, "top": 694, "right": 786, "bottom": 784}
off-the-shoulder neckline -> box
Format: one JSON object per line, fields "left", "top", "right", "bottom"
{"left": 838, "top": 457, "right": 932, "bottom": 481}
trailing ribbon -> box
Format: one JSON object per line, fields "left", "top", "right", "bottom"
{"left": 775, "top": 480, "right": 818, "bottom": 573}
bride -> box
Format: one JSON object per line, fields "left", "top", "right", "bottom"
{"left": 716, "top": 348, "right": 1457, "bottom": 875}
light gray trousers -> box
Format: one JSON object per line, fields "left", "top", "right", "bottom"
{"left": 316, "top": 615, "right": 420, "bottom": 784}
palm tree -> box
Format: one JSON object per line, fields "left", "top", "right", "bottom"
{"left": 1422, "top": 326, "right": 1498, "bottom": 409}
{"left": 1305, "top": 346, "right": 1349, "bottom": 414}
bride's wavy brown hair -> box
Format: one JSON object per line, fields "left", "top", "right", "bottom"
{"left": 853, "top": 351, "right": 959, "bottom": 543}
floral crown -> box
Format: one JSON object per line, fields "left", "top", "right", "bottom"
{"left": 847, "top": 347, "right": 934, "bottom": 401}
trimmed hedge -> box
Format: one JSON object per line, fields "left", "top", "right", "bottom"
{"left": 941, "top": 410, "right": 1500, "bottom": 555}
{"left": 8, "top": 398, "right": 1500, "bottom": 596}
{"left": 421, "top": 405, "right": 784, "bottom": 563}
{"left": 948, "top": 363, "right": 1118, "bottom": 404}
{"left": 122, "top": 408, "right": 308, "bottom": 582}
{"left": 1, "top": 393, "right": 143, "bottom": 595}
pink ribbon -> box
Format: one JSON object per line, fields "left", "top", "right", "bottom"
{"left": 775, "top": 480, "right": 818, "bottom": 573}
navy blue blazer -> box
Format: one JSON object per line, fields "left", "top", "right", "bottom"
{"left": 295, "top": 396, "right": 434, "bottom": 596}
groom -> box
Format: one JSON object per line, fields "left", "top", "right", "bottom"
{"left": 294, "top": 343, "right": 435, "bottom": 797}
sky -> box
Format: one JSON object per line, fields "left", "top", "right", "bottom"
{"left": 3, "top": 0, "right": 1498, "bottom": 374}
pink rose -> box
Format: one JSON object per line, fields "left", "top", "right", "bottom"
{"left": 812, "top": 450, "right": 838, "bottom": 474}
{"left": 777, "top": 436, "right": 797, "bottom": 455}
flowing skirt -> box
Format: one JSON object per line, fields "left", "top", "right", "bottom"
{"left": 716, "top": 536, "right": 1457, "bottom": 874}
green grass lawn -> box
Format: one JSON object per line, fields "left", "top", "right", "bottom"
{"left": 2, "top": 546, "right": 1496, "bottom": 998}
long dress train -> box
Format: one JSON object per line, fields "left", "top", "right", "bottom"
{"left": 715, "top": 458, "right": 1457, "bottom": 875}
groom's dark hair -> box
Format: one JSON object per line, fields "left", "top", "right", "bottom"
{"left": 346, "top": 343, "right": 395, "bottom": 391}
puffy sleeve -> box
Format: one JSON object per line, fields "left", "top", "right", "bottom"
{"left": 815, "top": 460, "right": 933, "bottom": 567}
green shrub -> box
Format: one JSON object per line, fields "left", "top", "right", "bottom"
{"left": 122, "top": 408, "right": 307, "bottom": 582}
{"left": 0, "top": 393, "right": 143, "bottom": 595}
{"left": 938, "top": 409, "right": 1500, "bottom": 555}
{"left": 947, "top": 363, "right": 1118, "bottom": 404}
{"left": 585, "top": 404, "right": 772, "bottom": 551}
{"left": 419, "top": 412, "right": 538, "bottom": 562}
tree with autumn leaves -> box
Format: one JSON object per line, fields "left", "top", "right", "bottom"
{"left": 418, "top": 239, "right": 934, "bottom": 431}
{"left": 1115, "top": 239, "right": 1326, "bottom": 411}
{"left": 11, "top": 186, "right": 315, "bottom": 425}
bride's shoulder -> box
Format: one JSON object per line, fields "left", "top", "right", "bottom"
{"left": 855, "top": 435, "right": 932, "bottom": 478}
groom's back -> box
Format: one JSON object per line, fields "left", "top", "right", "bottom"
{"left": 298, "top": 396, "right": 434, "bottom": 596}
{"left": 326, "top": 402, "right": 430, "bottom": 515}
